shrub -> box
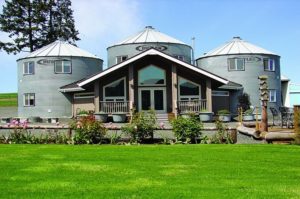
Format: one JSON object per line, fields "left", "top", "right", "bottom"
{"left": 70, "top": 115, "right": 107, "bottom": 144}
{"left": 244, "top": 108, "right": 253, "bottom": 115}
{"left": 121, "top": 110, "right": 157, "bottom": 143}
{"left": 238, "top": 93, "right": 251, "bottom": 112}
{"left": 170, "top": 116, "right": 203, "bottom": 143}
{"left": 210, "top": 120, "right": 233, "bottom": 144}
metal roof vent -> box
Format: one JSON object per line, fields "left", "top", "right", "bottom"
{"left": 145, "top": 26, "right": 154, "bottom": 29}
{"left": 233, "top": 36, "right": 242, "bottom": 40}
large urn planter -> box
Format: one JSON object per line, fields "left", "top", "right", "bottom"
{"left": 112, "top": 113, "right": 127, "bottom": 123}
{"left": 243, "top": 114, "right": 254, "bottom": 121}
{"left": 217, "top": 109, "right": 231, "bottom": 122}
{"left": 94, "top": 112, "right": 108, "bottom": 123}
{"left": 199, "top": 112, "right": 213, "bottom": 122}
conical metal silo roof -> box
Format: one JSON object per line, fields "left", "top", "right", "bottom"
{"left": 200, "top": 37, "right": 278, "bottom": 58}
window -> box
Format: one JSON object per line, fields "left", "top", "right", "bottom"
{"left": 264, "top": 58, "right": 275, "bottom": 71}
{"left": 138, "top": 65, "right": 166, "bottom": 86}
{"left": 212, "top": 90, "right": 229, "bottom": 96}
{"left": 103, "top": 77, "right": 126, "bottom": 101}
{"left": 24, "top": 93, "right": 35, "bottom": 106}
{"left": 228, "top": 58, "right": 245, "bottom": 71}
{"left": 269, "top": 90, "right": 276, "bottom": 102}
{"left": 174, "top": 55, "right": 184, "bottom": 61}
{"left": 116, "top": 55, "right": 128, "bottom": 64}
{"left": 23, "top": 62, "right": 34, "bottom": 75}
{"left": 54, "top": 60, "right": 71, "bottom": 74}
{"left": 74, "top": 92, "right": 94, "bottom": 99}
{"left": 178, "top": 77, "right": 201, "bottom": 101}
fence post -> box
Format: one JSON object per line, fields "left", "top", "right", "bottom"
{"left": 294, "top": 105, "right": 300, "bottom": 144}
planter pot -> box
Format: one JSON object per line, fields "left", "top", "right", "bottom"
{"left": 94, "top": 113, "right": 108, "bottom": 123}
{"left": 199, "top": 112, "right": 213, "bottom": 122}
{"left": 218, "top": 114, "right": 231, "bottom": 122}
{"left": 243, "top": 114, "right": 254, "bottom": 121}
{"left": 254, "top": 114, "right": 262, "bottom": 120}
{"left": 112, "top": 113, "right": 127, "bottom": 123}
{"left": 180, "top": 113, "right": 191, "bottom": 119}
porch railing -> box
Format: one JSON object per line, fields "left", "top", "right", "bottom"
{"left": 177, "top": 99, "right": 207, "bottom": 113}
{"left": 99, "top": 101, "right": 131, "bottom": 113}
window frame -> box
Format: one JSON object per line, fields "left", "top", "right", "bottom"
{"left": 228, "top": 58, "right": 245, "bottom": 71}
{"left": 269, "top": 89, "right": 277, "bottom": 102}
{"left": 178, "top": 76, "right": 201, "bottom": 101}
{"left": 23, "top": 93, "right": 35, "bottom": 107}
{"left": 138, "top": 65, "right": 166, "bottom": 86}
{"left": 212, "top": 90, "right": 230, "bottom": 96}
{"left": 23, "top": 61, "right": 35, "bottom": 75}
{"left": 54, "top": 60, "right": 72, "bottom": 74}
{"left": 116, "top": 55, "right": 128, "bottom": 64}
{"left": 263, "top": 58, "right": 275, "bottom": 72}
{"left": 174, "top": 55, "right": 185, "bottom": 61}
{"left": 103, "top": 77, "right": 127, "bottom": 102}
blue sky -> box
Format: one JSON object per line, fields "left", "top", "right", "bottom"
{"left": 0, "top": 0, "right": 299, "bottom": 93}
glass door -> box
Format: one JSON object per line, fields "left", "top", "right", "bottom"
{"left": 139, "top": 88, "right": 166, "bottom": 112}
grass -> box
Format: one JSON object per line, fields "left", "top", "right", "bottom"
{"left": 0, "top": 93, "right": 17, "bottom": 107}
{"left": 0, "top": 145, "right": 299, "bottom": 198}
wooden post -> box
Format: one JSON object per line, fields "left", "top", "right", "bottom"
{"left": 172, "top": 65, "right": 178, "bottom": 116}
{"left": 94, "top": 80, "right": 100, "bottom": 113}
{"left": 294, "top": 105, "right": 300, "bottom": 143}
{"left": 128, "top": 65, "right": 134, "bottom": 110}
{"left": 206, "top": 79, "right": 212, "bottom": 112}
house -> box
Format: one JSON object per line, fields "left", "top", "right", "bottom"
{"left": 17, "top": 26, "right": 283, "bottom": 119}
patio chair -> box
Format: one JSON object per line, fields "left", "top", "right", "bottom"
{"left": 269, "top": 107, "right": 280, "bottom": 127}
{"left": 279, "top": 107, "right": 294, "bottom": 128}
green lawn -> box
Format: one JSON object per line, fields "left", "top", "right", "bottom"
{"left": 0, "top": 145, "right": 299, "bottom": 198}
{"left": 0, "top": 93, "right": 17, "bottom": 107}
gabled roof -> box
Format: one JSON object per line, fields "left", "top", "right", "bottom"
{"left": 110, "top": 26, "right": 187, "bottom": 47}
{"left": 19, "top": 40, "right": 101, "bottom": 60}
{"left": 198, "top": 37, "right": 278, "bottom": 59}
{"left": 60, "top": 48, "right": 229, "bottom": 92}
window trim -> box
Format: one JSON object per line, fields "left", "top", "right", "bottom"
{"left": 116, "top": 55, "right": 128, "bottom": 64}
{"left": 23, "top": 93, "right": 35, "bottom": 107}
{"left": 269, "top": 89, "right": 277, "bottom": 102}
{"left": 23, "top": 61, "right": 35, "bottom": 75}
{"left": 263, "top": 58, "right": 275, "bottom": 72}
{"left": 103, "top": 77, "right": 127, "bottom": 102}
{"left": 54, "top": 60, "right": 72, "bottom": 74}
{"left": 173, "top": 55, "right": 185, "bottom": 61}
{"left": 228, "top": 58, "right": 245, "bottom": 71}
{"left": 138, "top": 65, "right": 166, "bottom": 86}
{"left": 212, "top": 90, "right": 230, "bottom": 96}
{"left": 178, "top": 76, "right": 201, "bottom": 101}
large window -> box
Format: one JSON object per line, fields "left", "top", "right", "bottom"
{"left": 24, "top": 93, "right": 35, "bottom": 106}
{"left": 116, "top": 55, "right": 128, "bottom": 64}
{"left": 138, "top": 65, "right": 166, "bottom": 86}
{"left": 103, "top": 77, "right": 126, "bottom": 101}
{"left": 55, "top": 60, "right": 71, "bottom": 74}
{"left": 269, "top": 90, "right": 277, "bottom": 102}
{"left": 23, "top": 61, "right": 34, "bottom": 75}
{"left": 228, "top": 58, "right": 245, "bottom": 71}
{"left": 178, "top": 77, "right": 201, "bottom": 101}
{"left": 264, "top": 58, "right": 275, "bottom": 71}
{"left": 174, "top": 55, "right": 184, "bottom": 61}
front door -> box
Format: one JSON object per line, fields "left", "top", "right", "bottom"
{"left": 138, "top": 88, "right": 166, "bottom": 113}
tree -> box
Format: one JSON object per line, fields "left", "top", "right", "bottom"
{"left": 0, "top": 0, "right": 79, "bottom": 54}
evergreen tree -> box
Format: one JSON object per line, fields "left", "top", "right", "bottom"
{"left": 0, "top": 0, "right": 79, "bottom": 54}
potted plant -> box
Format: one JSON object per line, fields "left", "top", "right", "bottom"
{"left": 199, "top": 109, "right": 213, "bottom": 122}
{"left": 217, "top": 109, "right": 231, "bottom": 122}
{"left": 77, "top": 110, "right": 89, "bottom": 119}
{"left": 112, "top": 112, "right": 127, "bottom": 123}
{"left": 243, "top": 108, "right": 254, "bottom": 121}
{"left": 94, "top": 112, "right": 109, "bottom": 123}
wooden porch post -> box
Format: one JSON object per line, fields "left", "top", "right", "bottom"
{"left": 94, "top": 80, "right": 100, "bottom": 113}
{"left": 128, "top": 65, "right": 134, "bottom": 110}
{"left": 172, "top": 64, "right": 178, "bottom": 116}
{"left": 206, "top": 79, "right": 212, "bottom": 112}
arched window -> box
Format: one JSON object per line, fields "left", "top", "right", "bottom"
{"left": 178, "top": 77, "right": 201, "bottom": 101}
{"left": 138, "top": 65, "right": 166, "bottom": 86}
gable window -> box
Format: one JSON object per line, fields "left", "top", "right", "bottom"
{"left": 55, "top": 60, "right": 71, "bottom": 74}
{"left": 174, "top": 55, "right": 184, "bottom": 61}
{"left": 228, "top": 58, "right": 245, "bottom": 71}
{"left": 269, "top": 90, "right": 276, "bottom": 102}
{"left": 264, "top": 58, "right": 275, "bottom": 71}
{"left": 23, "top": 61, "right": 34, "bottom": 75}
{"left": 103, "top": 77, "right": 126, "bottom": 101}
{"left": 116, "top": 55, "right": 128, "bottom": 64}
{"left": 178, "top": 77, "right": 201, "bottom": 101}
{"left": 24, "top": 93, "right": 35, "bottom": 106}
{"left": 138, "top": 65, "right": 166, "bottom": 86}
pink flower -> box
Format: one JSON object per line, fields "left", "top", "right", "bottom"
{"left": 159, "top": 122, "right": 165, "bottom": 129}
{"left": 56, "top": 122, "right": 60, "bottom": 126}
